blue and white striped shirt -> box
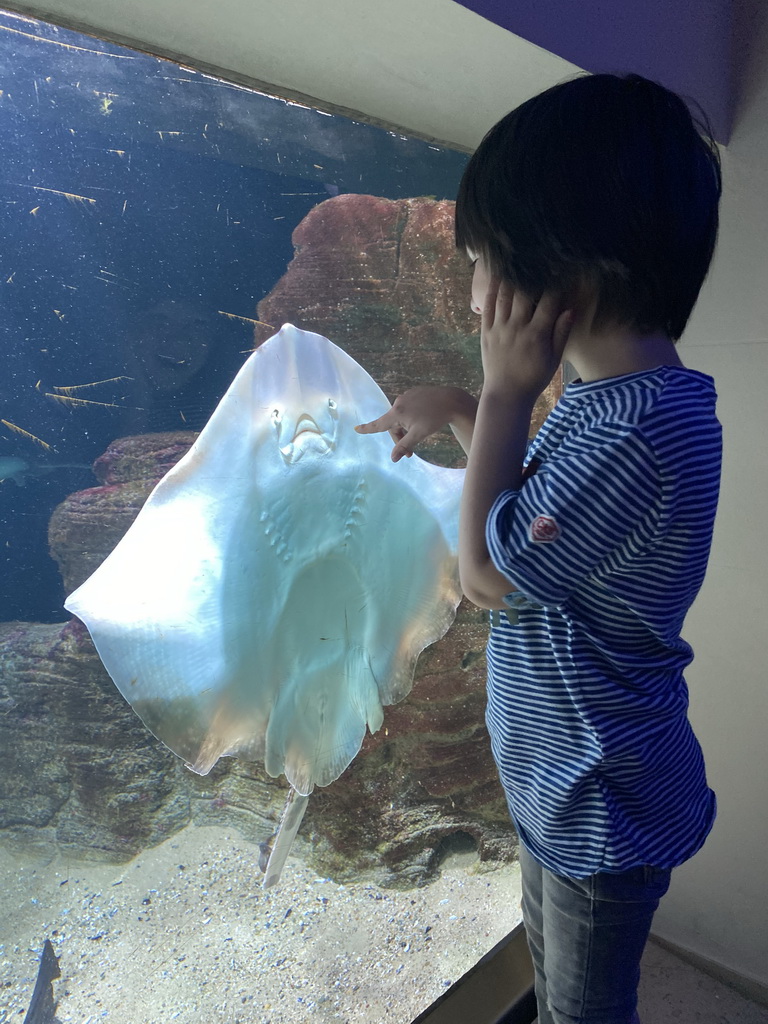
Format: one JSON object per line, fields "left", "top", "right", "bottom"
{"left": 485, "top": 366, "right": 721, "bottom": 877}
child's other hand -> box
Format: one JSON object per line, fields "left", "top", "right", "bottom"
{"left": 482, "top": 278, "right": 573, "bottom": 401}
{"left": 355, "top": 386, "right": 475, "bottom": 462}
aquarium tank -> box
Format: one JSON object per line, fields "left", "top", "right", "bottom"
{"left": 0, "top": 9, "right": 559, "bottom": 1021}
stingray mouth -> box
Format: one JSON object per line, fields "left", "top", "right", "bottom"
{"left": 292, "top": 414, "right": 322, "bottom": 441}
{"left": 278, "top": 413, "right": 336, "bottom": 462}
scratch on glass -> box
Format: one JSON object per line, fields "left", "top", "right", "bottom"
{"left": 0, "top": 23, "right": 137, "bottom": 58}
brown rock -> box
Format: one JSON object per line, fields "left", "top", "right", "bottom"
{"left": 256, "top": 193, "right": 561, "bottom": 460}
{"left": 92, "top": 432, "right": 198, "bottom": 486}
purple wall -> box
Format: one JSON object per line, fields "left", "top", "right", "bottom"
{"left": 452, "top": 0, "right": 733, "bottom": 141}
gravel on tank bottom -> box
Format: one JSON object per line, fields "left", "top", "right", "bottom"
{"left": 0, "top": 824, "right": 522, "bottom": 1024}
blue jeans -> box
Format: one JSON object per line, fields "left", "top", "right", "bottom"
{"left": 518, "top": 842, "right": 671, "bottom": 1024}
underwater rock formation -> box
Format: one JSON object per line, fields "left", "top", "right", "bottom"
{"left": 0, "top": 617, "right": 189, "bottom": 862}
{"left": 256, "top": 195, "right": 480, "bottom": 407}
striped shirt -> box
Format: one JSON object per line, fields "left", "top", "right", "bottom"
{"left": 485, "top": 366, "right": 721, "bottom": 878}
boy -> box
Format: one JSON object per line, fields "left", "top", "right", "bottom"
{"left": 356, "top": 73, "right": 722, "bottom": 1024}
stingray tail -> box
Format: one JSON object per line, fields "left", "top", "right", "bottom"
{"left": 262, "top": 787, "right": 310, "bottom": 888}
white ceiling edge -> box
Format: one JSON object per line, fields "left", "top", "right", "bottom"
{"left": 2, "top": 0, "right": 582, "bottom": 150}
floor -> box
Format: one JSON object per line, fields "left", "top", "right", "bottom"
{"left": 637, "top": 941, "right": 768, "bottom": 1024}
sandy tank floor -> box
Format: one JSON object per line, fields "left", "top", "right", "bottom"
{"left": 0, "top": 823, "right": 523, "bottom": 1023}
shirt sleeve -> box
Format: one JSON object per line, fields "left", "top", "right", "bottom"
{"left": 486, "top": 424, "right": 661, "bottom": 609}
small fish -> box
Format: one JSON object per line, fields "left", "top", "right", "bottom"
{"left": 43, "top": 392, "right": 132, "bottom": 410}
{"left": 22, "top": 938, "right": 60, "bottom": 1024}
{"left": 0, "top": 456, "right": 91, "bottom": 486}
{"left": 49, "top": 375, "right": 133, "bottom": 396}
{"left": 35, "top": 377, "right": 135, "bottom": 412}
{"left": 217, "top": 310, "right": 275, "bottom": 329}
{"left": 1, "top": 419, "right": 52, "bottom": 451}
{"left": 0, "top": 456, "right": 33, "bottom": 485}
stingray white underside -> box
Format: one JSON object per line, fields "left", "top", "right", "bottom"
{"left": 66, "top": 325, "right": 465, "bottom": 806}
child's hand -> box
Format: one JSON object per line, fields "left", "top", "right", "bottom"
{"left": 355, "top": 386, "right": 476, "bottom": 462}
{"left": 481, "top": 278, "right": 573, "bottom": 401}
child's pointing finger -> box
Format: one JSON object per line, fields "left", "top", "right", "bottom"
{"left": 355, "top": 411, "right": 414, "bottom": 460}
{"left": 354, "top": 416, "right": 387, "bottom": 434}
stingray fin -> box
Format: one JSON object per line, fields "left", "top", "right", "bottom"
{"left": 262, "top": 787, "right": 310, "bottom": 889}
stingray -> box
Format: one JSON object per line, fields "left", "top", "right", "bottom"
{"left": 65, "top": 324, "right": 465, "bottom": 886}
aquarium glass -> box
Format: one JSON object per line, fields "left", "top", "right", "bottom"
{"left": 0, "top": 10, "right": 525, "bottom": 1022}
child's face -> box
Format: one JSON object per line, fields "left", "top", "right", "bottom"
{"left": 467, "top": 251, "right": 491, "bottom": 316}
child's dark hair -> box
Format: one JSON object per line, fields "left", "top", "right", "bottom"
{"left": 455, "top": 73, "right": 721, "bottom": 340}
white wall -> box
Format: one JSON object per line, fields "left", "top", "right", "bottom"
{"left": 650, "top": 10, "right": 768, "bottom": 986}
{"left": 7, "top": 0, "right": 768, "bottom": 987}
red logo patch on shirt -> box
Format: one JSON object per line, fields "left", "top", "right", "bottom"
{"left": 529, "top": 515, "right": 561, "bottom": 543}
